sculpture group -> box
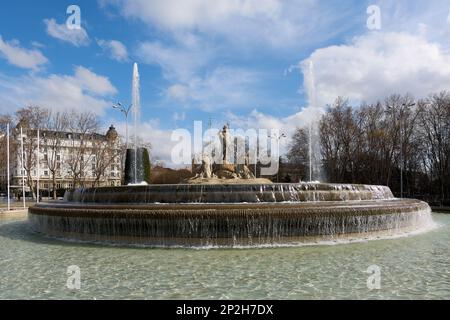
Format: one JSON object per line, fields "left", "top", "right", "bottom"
{"left": 188, "top": 125, "right": 267, "bottom": 184}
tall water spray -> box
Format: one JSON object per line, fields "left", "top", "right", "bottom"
{"left": 132, "top": 63, "right": 141, "bottom": 184}
{"left": 305, "top": 60, "right": 323, "bottom": 182}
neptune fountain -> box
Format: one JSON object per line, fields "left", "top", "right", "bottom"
{"left": 27, "top": 64, "right": 434, "bottom": 248}
{"left": 28, "top": 122, "right": 433, "bottom": 247}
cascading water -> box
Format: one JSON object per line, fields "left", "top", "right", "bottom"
{"left": 28, "top": 201, "right": 434, "bottom": 247}
{"left": 30, "top": 183, "right": 435, "bottom": 247}
{"left": 63, "top": 183, "right": 395, "bottom": 204}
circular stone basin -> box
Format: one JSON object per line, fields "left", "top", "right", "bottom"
{"left": 28, "top": 183, "right": 434, "bottom": 247}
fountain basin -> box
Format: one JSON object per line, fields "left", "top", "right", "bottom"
{"left": 28, "top": 183, "right": 433, "bottom": 247}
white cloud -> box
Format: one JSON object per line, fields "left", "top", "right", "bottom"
{"left": 104, "top": 0, "right": 356, "bottom": 51}
{"left": 0, "top": 36, "right": 48, "bottom": 71}
{"left": 114, "top": 0, "right": 281, "bottom": 30}
{"left": 73, "top": 66, "right": 117, "bottom": 96}
{"left": 97, "top": 39, "right": 128, "bottom": 62}
{"left": 0, "top": 67, "right": 117, "bottom": 115}
{"left": 300, "top": 32, "right": 450, "bottom": 108}
{"left": 44, "top": 18, "right": 90, "bottom": 47}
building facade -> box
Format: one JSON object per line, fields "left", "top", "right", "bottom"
{"left": 0, "top": 123, "right": 122, "bottom": 197}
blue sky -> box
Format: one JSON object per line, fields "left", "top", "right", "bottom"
{"left": 1, "top": 0, "right": 450, "bottom": 164}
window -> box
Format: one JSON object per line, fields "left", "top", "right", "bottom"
{"left": 111, "top": 172, "right": 115, "bottom": 177}
{"left": 56, "top": 155, "right": 61, "bottom": 161}
{"left": 111, "top": 181, "right": 115, "bottom": 186}
{"left": 44, "top": 171, "right": 48, "bottom": 176}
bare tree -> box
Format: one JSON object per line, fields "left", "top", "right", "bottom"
{"left": 418, "top": 92, "right": 450, "bottom": 202}
{"left": 91, "top": 134, "right": 121, "bottom": 187}
{"left": 66, "top": 111, "right": 99, "bottom": 188}
{"left": 312, "top": 92, "right": 449, "bottom": 202}
{"left": 319, "top": 97, "right": 359, "bottom": 182}
{"left": 44, "top": 111, "right": 69, "bottom": 199}
{"left": 286, "top": 127, "right": 309, "bottom": 180}
{"left": 355, "top": 102, "right": 386, "bottom": 184}
{"left": 15, "top": 106, "right": 49, "bottom": 199}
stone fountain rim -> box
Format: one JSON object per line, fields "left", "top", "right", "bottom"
{"left": 29, "top": 199, "right": 429, "bottom": 218}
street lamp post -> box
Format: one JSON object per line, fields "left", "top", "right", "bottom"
{"left": 112, "top": 102, "right": 132, "bottom": 149}
{"left": 20, "top": 126, "right": 25, "bottom": 210}
{"left": 36, "top": 129, "right": 39, "bottom": 203}
{"left": 309, "top": 124, "right": 313, "bottom": 182}
{"left": 6, "top": 123, "right": 10, "bottom": 211}
{"left": 255, "top": 135, "right": 259, "bottom": 178}
{"left": 269, "top": 133, "right": 287, "bottom": 183}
